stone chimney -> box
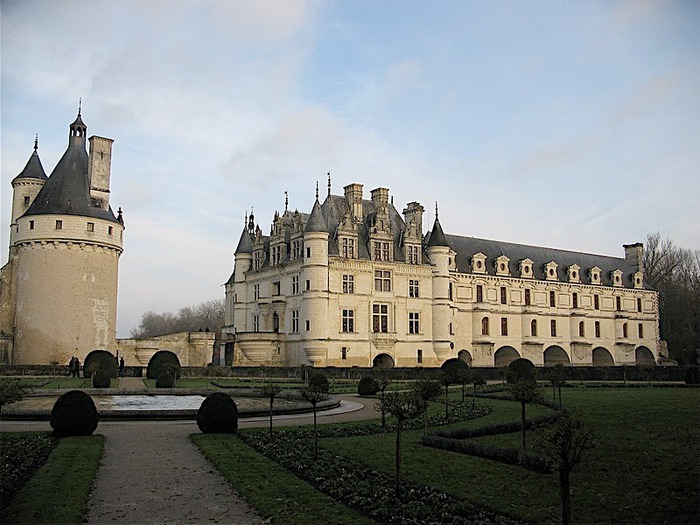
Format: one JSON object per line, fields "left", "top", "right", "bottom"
{"left": 344, "top": 183, "right": 364, "bottom": 222}
{"left": 370, "top": 187, "right": 389, "bottom": 213}
{"left": 88, "top": 136, "right": 114, "bottom": 211}
{"left": 402, "top": 201, "right": 424, "bottom": 237}
{"left": 623, "top": 242, "right": 644, "bottom": 274}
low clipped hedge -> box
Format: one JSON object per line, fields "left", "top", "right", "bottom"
{"left": 197, "top": 393, "right": 238, "bottom": 434}
{"left": 155, "top": 371, "right": 174, "bottom": 388}
{"left": 92, "top": 370, "right": 111, "bottom": 388}
{"left": 0, "top": 433, "right": 57, "bottom": 510}
{"left": 50, "top": 391, "right": 98, "bottom": 437}
{"left": 357, "top": 376, "right": 378, "bottom": 396}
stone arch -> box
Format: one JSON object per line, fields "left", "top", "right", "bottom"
{"left": 146, "top": 350, "right": 181, "bottom": 379}
{"left": 83, "top": 349, "right": 117, "bottom": 378}
{"left": 592, "top": 347, "right": 614, "bottom": 366}
{"left": 458, "top": 349, "right": 473, "bottom": 366}
{"left": 543, "top": 345, "right": 570, "bottom": 366}
{"left": 494, "top": 346, "right": 520, "bottom": 368}
{"left": 635, "top": 346, "right": 655, "bottom": 366}
{"left": 373, "top": 353, "right": 395, "bottom": 368}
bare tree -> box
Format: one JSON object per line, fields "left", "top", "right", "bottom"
{"left": 131, "top": 299, "right": 225, "bottom": 338}
{"left": 510, "top": 378, "right": 541, "bottom": 455}
{"left": 260, "top": 383, "right": 282, "bottom": 437}
{"left": 301, "top": 380, "right": 330, "bottom": 460}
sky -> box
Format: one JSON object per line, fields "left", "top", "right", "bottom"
{"left": 2, "top": 0, "right": 699, "bottom": 338}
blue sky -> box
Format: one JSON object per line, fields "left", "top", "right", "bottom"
{"left": 2, "top": 0, "right": 698, "bottom": 337}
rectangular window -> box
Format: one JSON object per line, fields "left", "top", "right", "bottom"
{"left": 372, "top": 304, "right": 389, "bottom": 333}
{"left": 638, "top": 323, "right": 643, "bottom": 338}
{"left": 373, "top": 241, "right": 391, "bottom": 261}
{"left": 108, "top": 226, "right": 113, "bottom": 235}
{"left": 342, "top": 275, "right": 354, "bottom": 294}
{"left": 292, "top": 276, "right": 299, "bottom": 295}
{"left": 449, "top": 283, "right": 453, "bottom": 301}
{"left": 305, "top": 320, "right": 310, "bottom": 331}
{"left": 549, "top": 291, "right": 556, "bottom": 307}
{"left": 616, "top": 296, "right": 622, "bottom": 311}
{"left": 341, "top": 347, "right": 347, "bottom": 360}
{"left": 87, "top": 222, "right": 94, "bottom": 232}
{"left": 408, "top": 245, "right": 420, "bottom": 264}
{"left": 501, "top": 317, "right": 508, "bottom": 336}
{"left": 291, "top": 310, "right": 299, "bottom": 333}
{"left": 476, "top": 284, "right": 483, "bottom": 303}
{"left": 572, "top": 292, "right": 578, "bottom": 309}
{"left": 500, "top": 287, "right": 507, "bottom": 305}
{"left": 29, "top": 220, "right": 35, "bottom": 230}
{"left": 374, "top": 270, "right": 391, "bottom": 292}
{"left": 254, "top": 252, "right": 262, "bottom": 270}
{"left": 273, "top": 281, "right": 280, "bottom": 296}
{"left": 531, "top": 319, "right": 537, "bottom": 336}
{"left": 623, "top": 323, "right": 628, "bottom": 338}
{"left": 595, "top": 321, "right": 601, "bottom": 338}
{"left": 524, "top": 288, "right": 531, "bottom": 306}
{"left": 342, "top": 237, "right": 355, "bottom": 258}
{"left": 306, "top": 247, "right": 311, "bottom": 258}
{"left": 253, "top": 284, "right": 260, "bottom": 301}
{"left": 409, "top": 279, "right": 420, "bottom": 298}
{"left": 637, "top": 298, "right": 642, "bottom": 313}
{"left": 252, "top": 314, "right": 259, "bottom": 333}
{"left": 342, "top": 309, "right": 354, "bottom": 333}
{"left": 579, "top": 321, "right": 585, "bottom": 337}
{"left": 594, "top": 295, "right": 600, "bottom": 310}
{"left": 23, "top": 196, "right": 30, "bottom": 207}
{"left": 55, "top": 220, "right": 63, "bottom": 230}
{"left": 305, "top": 279, "right": 310, "bottom": 291}
{"left": 417, "top": 349, "right": 423, "bottom": 363}
{"left": 409, "top": 312, "right": 420, "bottom": 334}
{"left": 550, "top": 319, "right": 557, "bottom": 337}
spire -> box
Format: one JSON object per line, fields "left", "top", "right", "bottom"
{"left": 69, "top": 103, "right": 87, "bottom": 148}
{"left": 284, "top": 191, "right": 289, "bottom": 212}
{"left": 327, "top": 171, "right": 331, "bottom": 197}
{"left": 34, "top": 134, "right": 38, "bottom": 151}
{"left": 315, "top": 180, "right": 319, "bottom": 201}
{"left": 12, "top": 136, "right": 47, "bottom": 182}
{"left": 427, "top": 202, "right": 449, "bottom": 248}
{"left": 235, "top": 224, "right": 253, "bottom": 254}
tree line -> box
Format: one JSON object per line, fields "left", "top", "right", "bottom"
{"left": 130, "top": 299, "right": 225, "bottom": 338}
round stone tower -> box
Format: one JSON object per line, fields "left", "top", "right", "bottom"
{"left": 3, "top": 110, "right": 124, "bottom": 365}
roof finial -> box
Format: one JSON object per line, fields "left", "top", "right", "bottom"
{"left": 284, "top": 191, "right": 288, "bottom": 212}
{"left": 315, "top": 181, "right": 319, "bottom": 200}
{"left": 78, "top": 98, "right": 82, "bottom": 117}
{"left": 435, "top": 201, "right": 439, "bottom": 220}
{"left": 34, "top": 134, "right": 39, "bottom": 151}
{"left": 327, "top": 171, "right": 331, "bottom": 197}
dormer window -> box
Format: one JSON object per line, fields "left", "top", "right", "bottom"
{"left": 495, "top": 255, "right": 510, "bottom": 277}
{"left": 567, "top": 264, "right": 580, "bottom": 283}
{"left": 589, "top": 266, "right": 602, "bottom": 285}
{"left": 472, "top": 253, "right": 487, "bottom": 274}
{"left": 545, "top": 261, "right": 558, "bottom": 281}
{"left": 611, "top": 269, "right": 623, "bottom": 287}
{"left": 519, "top": 258, "right": 534, "bottom": 279}
{"left": 633, "top": 271, "right": 643, "bottom": 289}
{"left": 341, "top": 237, "right": 356, "bottom": 259}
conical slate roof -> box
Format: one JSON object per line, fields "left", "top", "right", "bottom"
{"left": 304, "top": 199, "right": 328, "bottom": 233}
{"left": 235, "top": 226, "right": 253, "bottom": 254}
{"left": 427, "top": 217, "right": 449, "bottom": 248}
{"left": 13, "top": 144, "right": 47, "bottom": 182}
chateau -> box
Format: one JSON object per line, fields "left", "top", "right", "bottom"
{"left": 221, "top": 181, "right": 660, "bottom": 368}
{"left": 0, "top": 110, "right": 124, "bottom": 365}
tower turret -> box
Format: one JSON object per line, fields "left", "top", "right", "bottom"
{"left": 9, "top": 137, "right": 48, "bottom": 250}
{"left": 426, "top": 205, "right": 454, "bottom": 362}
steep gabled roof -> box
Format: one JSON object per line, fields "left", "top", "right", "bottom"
{"left": 13, "top": 142, "right": 47, "bottom": 182}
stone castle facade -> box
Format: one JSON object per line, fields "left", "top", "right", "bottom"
{"left": 221, "top": 181, "right": 660, "bottom": 368}
{"left": 0, "top": 111, "right": 125, "bottom": 365}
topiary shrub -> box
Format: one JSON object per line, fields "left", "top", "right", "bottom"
{"left": 147, "top": 351, "right": 181, "bottom": 380}
{"left": 197, "top": 392, "right": 238, "bottom": 434}
{"left": 156, "top": 370, "right": 174, "bottom": 388}
{"left": 50, "top": 390, "right": 98, "bottom": 437}
{"left": 83, "top": 350, "right": 118, "bottom": 378}
{"left": 308, "top": 372, "right": 329, "bottom": 393}
{"left": 92, "top": 370, "right": 111, "bottom": 388}
{"left": 357, "top": 376, "right": 378, "bottom": 396}
{"left": 508, "top": 358, "right": 536, "bottom": 383}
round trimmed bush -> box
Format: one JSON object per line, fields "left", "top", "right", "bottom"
{"left": 308, "top": 372, "right": 329, "bottom": 393}
{"left": 508, "top": 358, "right": 536, "bottom": 382}
{"left": 50, "top": 390, "right": 98, "bottom": 437}
{"left": 197, "top": 393, "right": 238, "bottom": 434}
{"left": 147, "top": 351, "right": 181, "bottom": 380}
{"left": 83, "top": 350, "right": 117, "bottom": 378}
{"left": 156, "top": 370, "right": 174, "bottom": 388}
{"left": 357, "top": 376, "right": 378, "bottom": 396}
{"left": 92, "top": 369, "right": 111, "bottom": 388}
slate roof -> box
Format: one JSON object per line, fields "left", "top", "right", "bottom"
{"left": 234, "top": 226, "right": 253, "bottom": 254}
{"left": 13, "top": 144, "right": 47, "bottom": 182}
{"left": 304, "top": 199, "right": 327, "bottom": 233}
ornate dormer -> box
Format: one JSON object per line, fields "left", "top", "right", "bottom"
{"left": 337, "top": 208, "right": 358, "bottom": 259}
{"left": 495, "top": 255, "right": 510, "bottom": 277}
{"left": 472, "top": 252, "right": 487, "bottom": 274}
{"left": 402, "top": 201, "right": 424, "bottom": 264}
{"left": 567, "top": 264, "right": 581, "bottom": 283}
{"left": 589, "top": 266, "right": 602, "bottom": 285}
{"left": 519, "top": 258, "right": 534, "bottom": 279}
{"left": 545, "top": 261, "right": 559, "bottom": 281}
{"left": 269, "top": 210, "right": 288, "bottom": 266}
{"left": 611, "top": 269, "right": 624, "bottom": 287}
{"left": 368, "top": 187, "right": 393, "bottom": 262}
{"left": 252, "top": 224, "right": 266, "bottom": 271}
{"left": 633, "top": 271, "right": 644, "bottom": 289}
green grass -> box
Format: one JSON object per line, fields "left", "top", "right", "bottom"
{"left": 16, "top": 377, "right": 91, "bottom": 389}
{"left": 1, "top": 434, "right": 104, "bottom": 524}
{"left": 322, "top": 388, "right": 700, "bottom": 524}
{"left": 191, "top": 433, "right": 376, "bottom": 525}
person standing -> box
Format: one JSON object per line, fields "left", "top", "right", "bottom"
{"left": 119, "top": 356, "right": 125, "bottom": 377}
{"left": 69, "top": 356, "right": 76, "bottom": 377}
{"left": 74, "top": 357, "right": 81, "bottom": 378}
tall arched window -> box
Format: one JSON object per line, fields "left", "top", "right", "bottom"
{"left": 531, "top": 319, "right": 537, "bottom": 336}
{"left": 481, "top": 317, "right": 490, "bottom": 336}
{"left": 622, "top": 323, "right": 628, "bottom": 338}
{"left": 579, "top": 321, "right": 585, "bottom": 337}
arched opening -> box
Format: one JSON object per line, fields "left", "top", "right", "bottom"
{"left": 458, "top": 349, "right": 473, "bottom": 366}
{"left": 273, "top": 312, "right": 280, "bottom": 333}
{"left": 543, "top": 345, "right": 570, "bottom": 366}
{"left": 635, "top": 346, "right": 655, "bottom": 366}
{"left": 83, "top": 349, "right": 117, "bottom": 378}
{"left": 592, "top": 347, "right": 614, "bottom": 366}
{"left": 494, "top": 346, "right": 520, "bottom": 368}
{"left": 373, "top": 353, "right": 395, "bottom": 368}
{"left": 146, "top": 350, "right": 181, "bottom": 379}
{"left": 481, "top": 317, "right": 490, "bottom": 335}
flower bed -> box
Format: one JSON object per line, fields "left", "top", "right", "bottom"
{"left": 0, "top": 432, "right": 57, "bottom": 509}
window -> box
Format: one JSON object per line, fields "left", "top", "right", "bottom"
{"left": 305, "top": 279, "right": 310, "bottom": 291}
{"left": 409, "top": 279, "right": 419, "bottom": 298}
{"left": 408, "top": 245, "right": 420, "bottom": 264}
{"left": 271, "top": 245, "right": 282, "bottom": 265}
{"left": 292, "top": 240, "right": 301, "bottom": 260}
{"left": 550, "top": 320, "right": 557, "bottom": 337}
{"left": 374, "top": 241, "right": 391, "bottom": 261}
{"left": 449, "top": 322, "right": 454, "bottom": 335}
{"left": 252, "top": 314, "right": 260, "bottom": 332}
{"left": 374, "top": 270, "right": 391, "bottom": 292}
{"left": 273, "top": 281, "right": 280, "bottom": 296}
{"left": 254, "top": 252, "right": 262, "bottom": 270}
{"left": 524, "top": 288, "right": 531, "bottom": 306}
{"left": 341, "top": 347, "right": 347, "bottom": 360}
{"left": 481, "top": 317, "right": 490, "bottom": 336}
{"left": 501, "top": 317, "right": 508, "bottom": 336}
{"left": 29, "top": 220, "right": 35, "bottom": 230}
{"left": 622, "top": 323, "right": 628, "bottom": 338}
{"left": 572, "top": 292, "right": 578, "bottom": 309}
{"left": 55, "top": 220, "right": 63, "bottom": 230}
{"left": 342, "top": 274, "right": 355, "bottom": 294}
{"left": 306, "top": 247, "right": 311, "bottom": 258}
{"left": 417, "top": 349, "right": 423, "bottom": 364}
{"left": 23, "top": 196, "right": 30, "bottom": 207}
{"left": 342, "top": 309, "right": 354, "bottom": 333}
{"left": 108, "top": 226, "right": 113, "bottom": 235}
{"left": 373, "top": 304, "right": 389, "bottom": 333}
{"left": 531, "top": 319, "right": 537, "bottom": 336}
{"left": 342, "top": 237, "right": 355, "bottom": 258}
{"left": 476, "top": 285, "right": 483, "bottom": 303}
{"left": 291, "top": 310, "right": 299, "bottom": 333}
{"left": 616, "top": 296, "right": 622, "bottom": 311}
{"left": 595, "top": 321, "right": 601, "bottom": 338}
{"left": 579, "top": 321, "right": 585, "bottom": 337}
{"left": 638, "top": 323, "right": 643, "bottom": 338}
{"left": 594, "top": 294, "right": 600, "bottom": 310}
{"left": 637, "top": 298, "right": 642, "bottom": 313}
{"left": 500, "top": 287, "right": 507, "bottom": 305}
{"left": 253, "top": 284, "right": 260, "bottom": 300}
{"left": 409, "top": 312, "right": 420, "bottom": 334}
{"left": 305, "top": 320, "right": 310, "bottom": 331}
{"left": 549, "top": 291, "right": 556, "bottom": 307}
{"left": 292, "top": 276, "right": 299, "bottom": 295}
{"left": 449, "top": 283, "right": 453, "bottom": 301}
